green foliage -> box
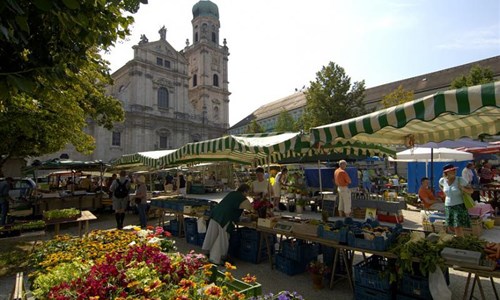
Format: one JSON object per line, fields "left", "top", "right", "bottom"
{"left": 381, "top": 85, "right": 414, "bottom": 108}
{"left": 302, "top": 62, "right": 367, "bottom": 130}
{"left": 0, "top": 0, "right": 144, "bottom": 161}
{"left": 451, "top": 65, "right": 496, "bottom": 88}
{"left": 274, "top": 110, "right": 297, "bottom": 132}
{"left": 246, "top": 119, "right": 264, "bottom": 133}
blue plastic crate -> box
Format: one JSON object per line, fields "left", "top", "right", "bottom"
{"left": 281, "top": 239, "right": 318, "bottom": 263}
{"left": 353, "top": 255, "right": 392, "bottom": 292}
{"left": 169, "top": 220, "right": 179, "bottom": 232}
{"left": 397, "top": 268, "right": 449, "bottom": 300}
{"left": 317, "top": 225, "right": 348, "bottom": 244}
{"left": 347, "top": 224, "right": 402, "bottom": 251}
{"left": 238, "top": 239, "right": 269, "bottom": 264}
{"left": 197, "top": 233, "right": 206, "bottom": 247}
{"left": 240, "top": 227, "right": 260, "bottom": 241}
{"left": 274, "top": 254, "right": 306, "bottom": 276}
{"left": 354, "top": 285, "right": 393, "bottom": 300}
{"left": 186, "top": 232, "right": 198, "bottom": 245}
{"left": 185, "top": 218, "right": 198, "bottom": 235}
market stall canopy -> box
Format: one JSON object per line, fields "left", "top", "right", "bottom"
{"left": 391, "top": 147, "right": 473, "bottom": 162}
{"left": 158, "top": 132, "right": 311, "bottom": 166}
{"left": 110, "top": 149, "right": 178, "bottom": 170}
{"left": 311, "top": 82, "right": 500, "bottom": 146}
{"left": 23, "top": 159, "right": 109, "bottom": 175}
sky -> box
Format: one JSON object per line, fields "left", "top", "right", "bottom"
{"left": 103, "top": 0, "right": 500, "bottom": 127}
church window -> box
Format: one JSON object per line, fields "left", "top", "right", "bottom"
{"left": 213, "top": 74, "right": 219, "bottom": 87}
{"left": 156, "top": 57, "right": 163, "bottom": 66}
{"left": 112, "top": 131, "right": 121, "bottom": 146}
{"left": 164, "top": 60, "right": 171, "bottom": 68}
{"left": 159, "top": 136, "right": 168, "bottom": 149}
{"left": 193, "top": 74, "right": 197, "bottom": 87}
{"left": 195, "top": 32, "right": 198, "bottom": 42}
{"left": 212, "top": 32, "right": 217, "bottom": 43}
{"left": 158, "top": 87, "right": 169, "bottom": 109}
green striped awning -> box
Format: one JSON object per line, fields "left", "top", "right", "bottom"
{"left": 111, "top": 149, "right": 178, "bottom": 169}
{"left": 158, "top": 132, "right": 312, "bottom": 166}
{"left": 311, "top": 82, "right": 500, "bottom": 146}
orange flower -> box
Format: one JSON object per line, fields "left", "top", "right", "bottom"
{"left": 224, "top": 262, "right": 236, "bottom": 270}
{"left": 175, "top": 295, "right": 190, "bottom": 300}
{"left": 204, "top": 285, "right": 223, "bottom": 297}
{"left": 242, "top": 273, "right": 257, "bottom": 283}
{"left": 179, "top": 278, "right": 196, "bottom": 290}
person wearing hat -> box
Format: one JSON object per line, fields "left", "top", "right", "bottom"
{"left": 202, "top": 184, "right": 253, "bottom": 265}
{"left": 251, "top": 166, "right": 272, "bottom": 201}
{"left": 135, "top": 175, "right": 148, "bottom": 229}
{"left": 439, "top": 164, "right": 473, "bottom": 237}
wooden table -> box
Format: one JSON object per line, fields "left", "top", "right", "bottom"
{"left": 454, "top": 266, "right": 500, "bottom": 300}
{"left": 50, "top": 210, "right": 97, "bottom": 237}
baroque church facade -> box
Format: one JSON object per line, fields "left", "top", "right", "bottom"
{"left": 41, "top": 0, "right": 229, "bottom": 163}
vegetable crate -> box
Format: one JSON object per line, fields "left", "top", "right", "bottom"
{"left": 353, "top": 255, "right": 393, "bottom": 292}
{"left": 209, "top": 265, "right": 262, "bottom": 297}
{"left": 347, "top": 224, "right": 402, "bottom": 251}
{"left": 280, "top": 239, "right": 318, "bottom": 264}
{"left": 317, "top": 224, "right": 349, "bottom": 244}
{"left": 274, "top": 253, "right": 307, "bottom": 276}
{"left": 397, "top": 268, "right": 450, "bottom": 300}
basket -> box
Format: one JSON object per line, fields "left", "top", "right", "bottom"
{"left": 422, "top": 220, "right": 434, "bottom": 232}
{"left": 354, "top": 285, "right": 393, "bottom": 300}
{"left": 209, "top": 265, "right": 262, "bottom": 297}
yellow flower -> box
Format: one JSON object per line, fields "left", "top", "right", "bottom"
{"left": 204, "top": 285, "right": 223, "bottom": 297}
{"left": 242, "top": 273, "right": 257, "bottom": 283}
{"left": 224, "top": 271, "right": 234, "bottom": 281}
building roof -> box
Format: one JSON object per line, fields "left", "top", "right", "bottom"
{"left": 192, "top": 0, "right": 219, "bottom": 19}
{"left": 229, "top": 55, "right": 500, "bottom": 131}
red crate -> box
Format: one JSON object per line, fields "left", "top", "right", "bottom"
{"left": 377, "top": 213, "right": 404, "bottom": 224}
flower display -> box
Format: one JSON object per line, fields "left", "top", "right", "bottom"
{"left": 306, "top": 260, "right": 330, "bottom": 275}
{"left": 29, "top": 228, "right": 262, "bottom": 299}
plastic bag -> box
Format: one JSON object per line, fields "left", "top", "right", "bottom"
{"left": 463, "top": 193, "right": 475, "bottom": 209}
{"left": 197, "top": 218, "right": 207, "bottom": 233}
{"left": 429, "top": 267, "right": 451, "bottom": 300}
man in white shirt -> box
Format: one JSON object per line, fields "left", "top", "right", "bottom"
{"left": 461, "top": 162, "right": 475, "bottom": 185}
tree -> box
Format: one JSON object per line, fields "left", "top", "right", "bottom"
{"left": 451, "top": 65, "right": 496, "bottom": 88}
{"left": 274, "top": 110, "right": 297, "bottom": 132}
{"left": 302, "top": 62, "right": 367, "bottom": 130}
{"left": 245, "top": 120, "right": 264, "bottom": 134}
{"left": 381, "top": 85, "right": 414, "bottom": 108}
{"left": 0, "top": 0, "right": 147, "bottom": 172}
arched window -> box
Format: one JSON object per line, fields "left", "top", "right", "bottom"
{"left": 193, "top": 74, "right": 197, "bottom": 87}
{"left": 213, "top": 74, "right": 219, "bottom": 87}
{"left": 212, "top": 32, "right": 216, "bottom": 43}
{"left": 157, "top": 87, "right": 169, "bottom": 109}
{"left": 195, "top": 32, "right": 198, "bottom": 42}
{"left": 159, "top": 136, "right": 168, "bottom": 149}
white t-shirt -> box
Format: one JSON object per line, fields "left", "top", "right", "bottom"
{"left": 252, "top": 179, "right": 269, "bottom": 196}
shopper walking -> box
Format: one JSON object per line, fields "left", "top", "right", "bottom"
{"left": 110, "top": 170, "right": 131, "bottom": 229}
{"left": 135, "top": 175, "right": 148, "bottom": 229}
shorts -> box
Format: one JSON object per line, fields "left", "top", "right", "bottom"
{"left": 337, "top": 186, "right": 351, "bottom": 214}
{"left": 445, "top": 203, "right": 471, "bottom": 228}
{"left": 113, "top": 197, "right": 129, "bottom": 211}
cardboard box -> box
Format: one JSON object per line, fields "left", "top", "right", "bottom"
{"left": 257, "top": 217, "right": 278, "bottom": 228}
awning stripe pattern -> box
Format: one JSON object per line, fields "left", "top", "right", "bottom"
{"left": 311, "top": 82, "right": 500, "bottom": 146}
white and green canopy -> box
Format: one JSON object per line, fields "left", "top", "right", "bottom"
{"left": 158, "top": 132, "right": 311, "bottom": 166}
{"left": 311, "top": 82, "right": 500, "bottom": 146}
{"left": 111, "top": 149, "right": 178, "bottom": 170}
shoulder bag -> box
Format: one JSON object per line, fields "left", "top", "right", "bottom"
{"left": 458, "top": 177, "right": 475, "bottom": 209}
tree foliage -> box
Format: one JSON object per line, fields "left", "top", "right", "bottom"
{"left": 381, "top": 85, "right": 414, "bottom": 108}
{"left": 301, "top": 62, "right": 367, "bottom": 130}
{"left": 0, "top": 0, "right": 146, "bottom": 165}
{"left": 274, "top": 110, "right": 297, "bottom": 132}
{"left": 451, "top": 65, "right": 496, "bottom": 89}
{"left": 245, "top": 120, "right": 264, "bottom": 134}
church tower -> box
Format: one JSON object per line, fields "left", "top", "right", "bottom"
{"left": 184, "top": 0, "right": 230, "bottom": 140}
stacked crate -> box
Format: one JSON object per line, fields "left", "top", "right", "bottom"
{"left": 396, "top": 264, "right": 450, "bottom": 299}
{"left": 275, "top": 239, "right": 319, "bottom": 276}
{"left": 237, "top": 228, "right": 275, "bottom": 264}
{"left": 184, "top": 218, "right": 207, "bottom": 247}
{"left": 353, "top": 255, "right": 394, "bottom": 300}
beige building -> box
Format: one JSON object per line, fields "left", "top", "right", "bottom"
{"left": 229, "top": 55, "right": 500, "bottom": 134}
{"left": 39, "top": 0, "right": 229, "bottom": 163}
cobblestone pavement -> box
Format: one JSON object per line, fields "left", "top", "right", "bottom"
{"left": 0, "top": 205, "right": 498, "bottom": 299}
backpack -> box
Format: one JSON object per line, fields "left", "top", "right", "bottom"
{"left": 113, "top": 179, "right": 129, "bottom": 198}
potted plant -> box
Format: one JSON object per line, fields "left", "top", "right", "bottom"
{"left": 307, "top": 260, "right": 330, "bottom": 289}
{"left": 296, "top": 198, "right": 306, "bottom": 214}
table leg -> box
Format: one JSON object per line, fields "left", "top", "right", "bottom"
{"left": 264, "top": 233, "right": 273, "bottom": 269}
{"left": 476, "top": 275, "right": 486, "bottom": 300}
{"left": 463, "top": 272, "right": 472, "bottom": 300}
{"left": 85, "top": 220, "right": 89, "bottom": 237}
{"left": 78, "top": 221, "right": 82, "bottom": 238}
{"left": 489, "top": 277, "right": 499, "bottom": 300}
{"left": 342, "top": 249, "right": 354, "bottom": 292}
{"left": 54, "top": 224, "right": 60, "bottom": 236}
{"left": 329, "top": 249, "right": 340, "bottom": 289}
